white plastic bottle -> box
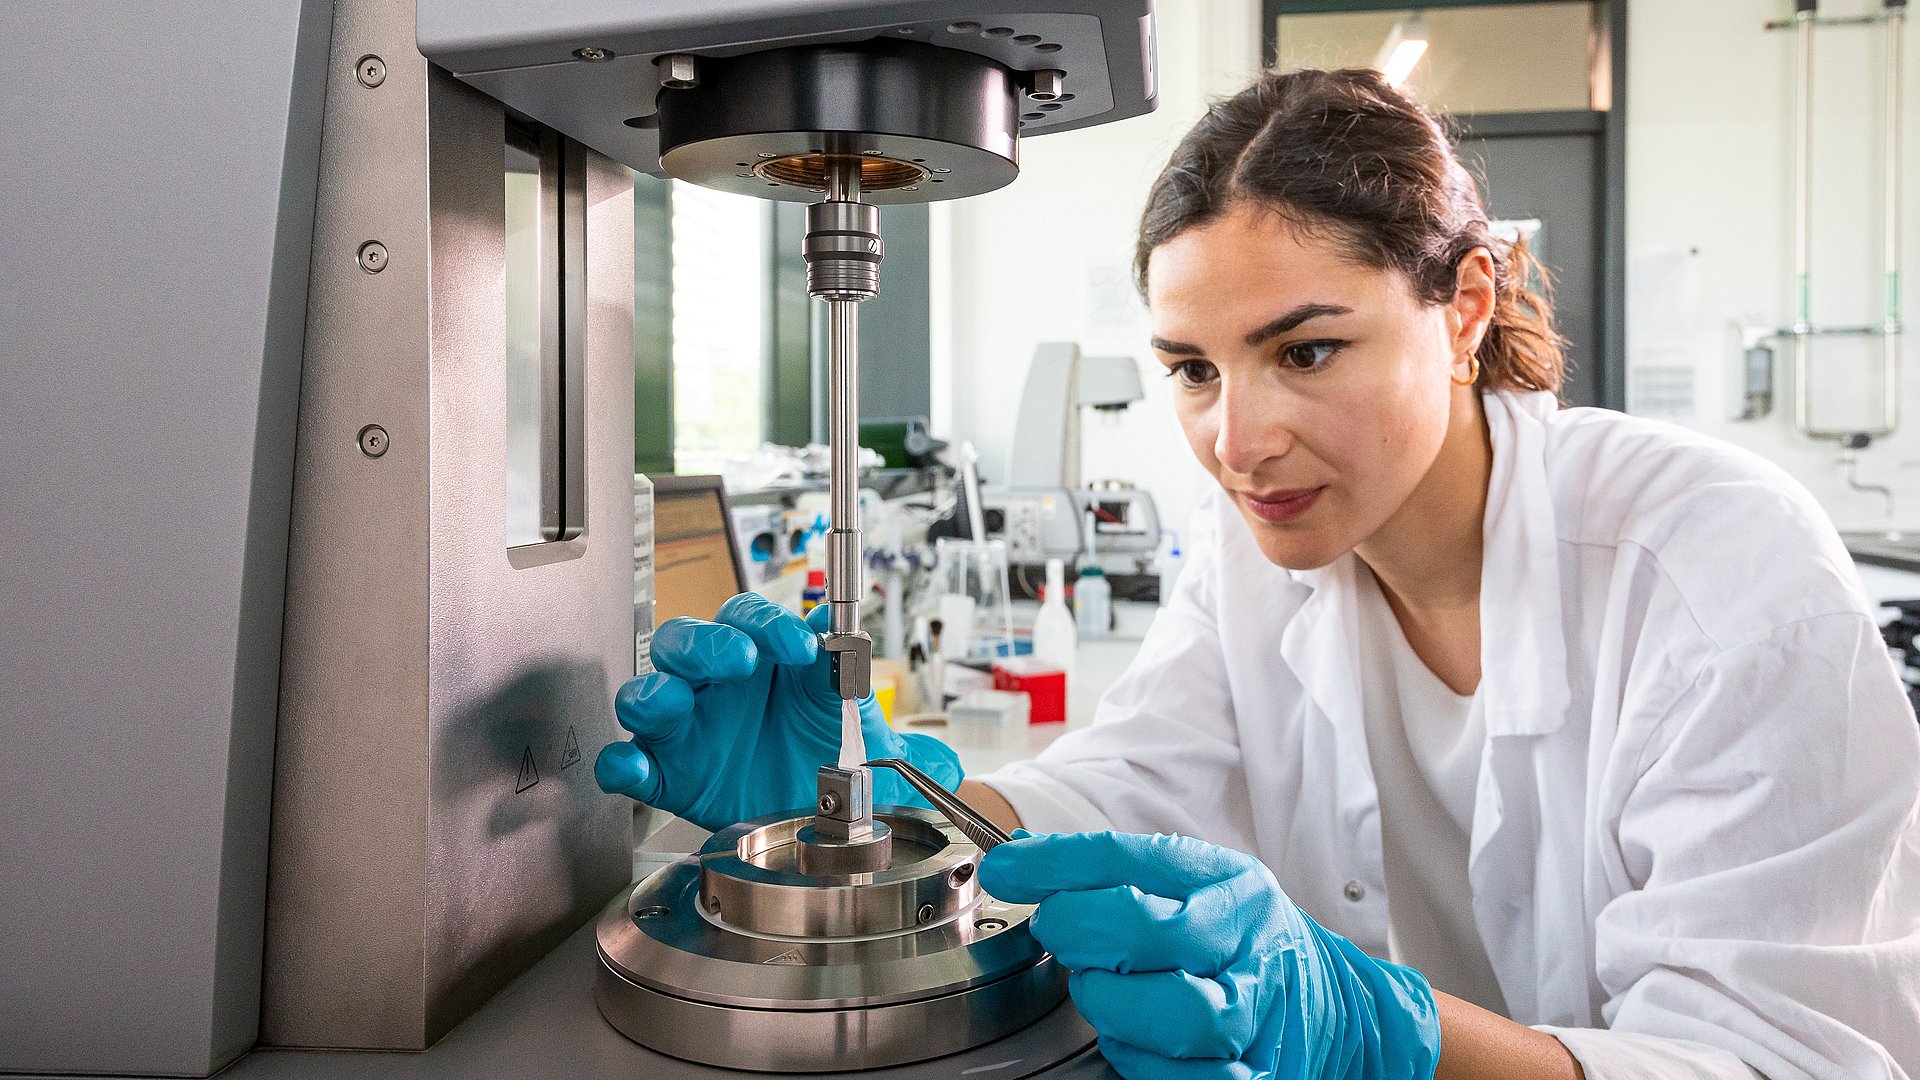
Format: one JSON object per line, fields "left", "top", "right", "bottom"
{"left": 1074, "top": 566, "right": 1111, "bottom": 641}
{"left": 1032, "top": 558, "right": 1078, "bottom": 673}
{"left": 1157, "top": 530, "right": 1185, "bottom": 606}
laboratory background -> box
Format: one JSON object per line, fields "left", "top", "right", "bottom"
{"left": 4, "top": 1, "right": 1919, "bottom": 1077}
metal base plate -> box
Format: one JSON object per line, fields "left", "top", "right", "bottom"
{"left": 594, "top": 808, "right": 1069, "bottom": 1072}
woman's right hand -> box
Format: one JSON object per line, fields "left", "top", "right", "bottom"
{"left": 595, "top": 593, "right": 962, "bottom": 832}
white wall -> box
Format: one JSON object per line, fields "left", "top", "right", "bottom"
{"left": 1629, "top": 0, "right": 1920, "bottom": 530}
{"left": 932, "top": 0, "right": 1263, "bottom": 545}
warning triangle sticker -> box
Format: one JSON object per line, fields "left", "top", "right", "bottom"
{"left": 561, "top": 725, "right": 582, "bottom": 770}
{"left": 516, "top": 746, "right": 539, "bottom": 793}
{"left": 762, "top": 949, "right": 806, "bottom": 966}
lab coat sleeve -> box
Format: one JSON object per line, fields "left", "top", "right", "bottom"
{"left": 977, "top": 503, "right": 1255, "bottom": 849}
{"left": 1576, "top": 611, "right": 1920, "bottom": 1080}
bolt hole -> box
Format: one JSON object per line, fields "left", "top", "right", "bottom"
{"left": 1057, "top": 93, "right": 1076, "bottom": 102}
{"left": 634, "top": 905, "right": 670, "bottom": 920}
{"left": 975, "top": 918, "right": 1008, "bottom": 932}
{"left": 1039, "top": 103, "right": 1063, "bottom": 111}
{"left": 1022, "top": 112, "right": 1045, "bottom": 121}
{"left": 1013, "top": 34, "right": 1042, "bottom": 44}
{"left": 1036, "top": 42, "right": 1062, "bottom": 53}
{"left": 948, "top": 863, "right": 975, "bottom": 887}
{"left": 985, "top": 26, "right": 1015, "bottom": 37}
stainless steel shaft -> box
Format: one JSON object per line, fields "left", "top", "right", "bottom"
{"left": 806, "top": 158, "right": 880, "bottom": 701}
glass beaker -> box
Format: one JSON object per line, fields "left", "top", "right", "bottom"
{"left": 934, "top": 538, "right": 1017, "bottom": 662}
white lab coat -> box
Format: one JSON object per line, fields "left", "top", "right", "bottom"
{"left": 984, "top": 390, "right": 1920, "bottom": 1079}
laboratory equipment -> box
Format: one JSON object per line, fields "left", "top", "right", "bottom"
{"left": 5, "top": 0, "right": 1155, "bottom": 1075}
{"left": 984, "top": 343, "right": 1162, "bottom": 568}
{"left": 938, "top": 536, "right": 1019, "bottom": 660}
{"left": 650, "top": 474, "right": 751, "bottom": 626}
{"left": 1753, "top": 1, "right": 1905, "bottom": 443}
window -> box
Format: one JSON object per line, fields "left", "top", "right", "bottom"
{"left": 1273, "top": 3, "right": 1608, "bottom": 115}
{"left": 668, "top": 182, "right": 769, "bottom": 475}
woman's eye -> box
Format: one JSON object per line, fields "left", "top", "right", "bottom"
{"left": 1279, "top": 340, "right": 1342, "bottom": 372}
{"left": 1167, "top": 359, "right": 1218, "bottom": 388}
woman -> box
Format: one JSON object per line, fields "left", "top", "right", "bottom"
{"left": 597, "top": 69, "right": 1920, "bottom": 1079}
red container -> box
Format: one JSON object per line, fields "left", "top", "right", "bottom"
{"left": 991, "top": 658, "right": 1067, "bottom": 724}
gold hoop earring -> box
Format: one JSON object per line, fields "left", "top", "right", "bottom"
{"left": 1451, "top": 353, "right": 1480, "bottom": 387}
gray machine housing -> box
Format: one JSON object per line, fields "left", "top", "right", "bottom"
{"left": 415, "top": 0, "right": 1159, "bottom": 194}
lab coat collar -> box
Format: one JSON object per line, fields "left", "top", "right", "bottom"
{"left": 1476, "top": 391, "right": 1573, "bottom": 737}
{"left": 1279, "top": 390, "right": 1572, "bottom": 739}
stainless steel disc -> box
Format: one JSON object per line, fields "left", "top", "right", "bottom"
{"left": 594, "top": 806, "right": 1068, "bottom": 1072}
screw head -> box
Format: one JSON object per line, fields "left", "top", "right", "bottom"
{"left": 916, "top": 903, "right": 937, "bottom": 924}
{"left": 357, "top": 425, "right": 389, "bottom": 458}
{"left": 817, "top": 791, "right": 841, "bottom": 815}
{"left": 573, "top": 46, "right": 612, "bottom": 62}
{"left": 357, "top": 241, "right": 388, "bottom": 274}
{"left": 658, "top": 53, "right": 697, "bottom": 88}
{"left": 355, "top": 55, "right": 386, "bottom": 88}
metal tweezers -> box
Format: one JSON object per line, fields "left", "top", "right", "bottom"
{"left": 864, "top": 757, "right": 1012, "bottom": 852}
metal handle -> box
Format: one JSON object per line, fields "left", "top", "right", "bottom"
{"left": 865, "top": 758, "right": 1012, "bottom": 852}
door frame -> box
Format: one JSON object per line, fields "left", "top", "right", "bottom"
{"left": 1262, "top": 0, "right": 1628, "bottom": 410}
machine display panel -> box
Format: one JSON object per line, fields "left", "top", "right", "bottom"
{"left": 649, "top": 474, "right": 747, "bottom": 626}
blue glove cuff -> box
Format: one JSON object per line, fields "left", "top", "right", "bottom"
{"left": 872, "top": 730, "right": 965, "bottom": 811}
{"left": 1305, "top": 915, "right": 1443, "bottom": 1080}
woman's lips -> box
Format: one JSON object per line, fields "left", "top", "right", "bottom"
{"left": 1240, "top": 486, "right": 1325, "bottom": 523}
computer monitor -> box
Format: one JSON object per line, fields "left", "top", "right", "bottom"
{"left": 649, "top": 474, "right": 748, "bottom": 627}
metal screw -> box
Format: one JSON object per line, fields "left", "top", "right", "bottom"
{"left": 357, "top": 425, "right": 389, "bottom": 458}
{"left": 975, "top": 917, "right": 1007, "bottom": 932}
{"left": 947, "top": 863, "right": 975, "bottom": 889}
{"left": 862, "top": 149, "right": 883, "bottom": 156}
{"left": 1029, "top": 69, "right": 1066, "bottom": 101}
{"left": 817, "top": 791, "right": 841, "bottom": 815}
{"left": 916, "top": 903, "right": 937, "bottom": 924}
{"left": 658, "top": 53, "right": 697, "bottom": 89}
{"left": 357, "top": 241, "right": 388, "bottom": 274}
{"left": 355, "top": 55, "right": 386, "bottom": 88}
{"left": 574, "top": 46, "right": 612, "bottom": 63}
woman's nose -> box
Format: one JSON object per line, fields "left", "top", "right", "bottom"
{"left": 1213, "top": 378, "right": 1292, "bottom": 476}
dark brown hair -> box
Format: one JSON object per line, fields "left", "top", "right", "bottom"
{"left": 1135, "top": 67, "right": 1566, "bottom": 395}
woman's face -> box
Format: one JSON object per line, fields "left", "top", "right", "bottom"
{"left": 1145, "top": 204, "right": 1485, "bottom": 571}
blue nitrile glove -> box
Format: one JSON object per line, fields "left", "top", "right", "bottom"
{"left": 595, "top": 592, "right": 964, "bottom": 832}
{"left": 981, "top": 831, "right": 1440, "bottom": 1080}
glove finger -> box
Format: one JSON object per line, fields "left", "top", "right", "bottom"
{"left": 594, "top": 740, "right": 664, "bottom": 805}
{"left": 1030, "top": 885, "right": 1241, "bottom": 976}
{"left": 1096, "top": 1035, "right": 1254, "bottom": 1080}
{"left": 716, "top": 593, "right": 818, "bottom": 667}
{"left": 1071, "top": 969, "right": 1252, "bottom": 1061}
{"left": 981, "top": 831, "right": 1260, "bottom": 905}
{"left": 652, "top": 617, "right": 758, "bottom": 685}
{"left": 614, "top": 672, "right": 697, "bottom": 742}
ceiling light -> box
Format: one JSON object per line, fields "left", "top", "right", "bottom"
{"left": 1374, "top": 13, "right": 1429, "bottom": 88}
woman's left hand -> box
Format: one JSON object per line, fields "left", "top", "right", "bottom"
{"left": 980, "top": 831, "right": 1442, "bottom": 1080}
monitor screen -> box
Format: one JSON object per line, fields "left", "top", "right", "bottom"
{"left": 650, "top": 476, "right": 746, "bottom": 627}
